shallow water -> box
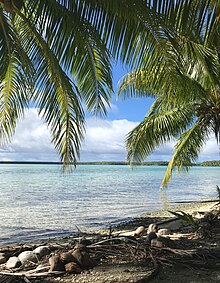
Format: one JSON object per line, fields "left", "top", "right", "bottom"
{"left": 0, "top": 164, "right": 219, "bottom": 245}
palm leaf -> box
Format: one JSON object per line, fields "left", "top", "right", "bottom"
{"left": 0, "top": 9, "right": 33, "bottom": 145}
{"left": 168, "top": 210, "right": 199, "bottom": 229}
{"left": 161, "top": 119, "right": 210, "bottom": 187}
{"left": 16, "top": 9, "right": 85, "bottom": 167}
{"left": 126, "top": 102, "right": 195, "bottom": 164}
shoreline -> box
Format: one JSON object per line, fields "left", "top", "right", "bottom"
{"left": 1, "top": 198, "right": 218, "bottom": 248}
{"left": 0, "top": 198, "right": 219, "bottom": 283}
{"left": 140, "top": 198, "right": 218, "bottom": 218}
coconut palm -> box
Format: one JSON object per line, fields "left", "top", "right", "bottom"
{"left": 0, "top": 0, "right": 157, "bottom": 166}
{"left": 118, "top": 0, "right": 220, "bottom": 186}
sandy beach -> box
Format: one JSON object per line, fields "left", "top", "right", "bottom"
{"left": 1, "top": 198, "right": 220, "bottom": 283}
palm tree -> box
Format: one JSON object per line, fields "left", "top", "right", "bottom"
{"left": 118, "top": 0, "right": 220, "bottom": 186}
{"left": 0, "top": 0, "right": 156, "bottom": 166}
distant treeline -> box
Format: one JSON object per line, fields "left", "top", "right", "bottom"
{"left": 198, "top": 160, "right": 220, "bottom": 166}
{"left": 0, "top": 161, "right": 220, "bottom": 166}
{"left": 77, "top": 161, "right": 169, "bottom": 166}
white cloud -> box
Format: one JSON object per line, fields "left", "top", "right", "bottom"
{"left": 0, "top": 108, "right": 219, "bottom": 162}
{"left": 0, "top": 109, "right": 58, "bottom": 161}
{"left": 198, "top": 135, "right": 220, "bottom": 161}
{"left": 81, "top": 118, "right": 137, "bottom": 161}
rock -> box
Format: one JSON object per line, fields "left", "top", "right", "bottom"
{"left": 65, "top": 262, "right": 82, "bottom": 274}
{"left": 151, "top": 236, "right": 175, "bottom": 248}
{"left": 60, "top": 252, "right": 75, "bottom": 264}
{"left": 0, "top": 253, "right": 6, "bottom": 264}
{"left": 49, "top": 255, "right": 65, "bottom": 272}
{"left": 157, "top": 228, "right": 171, "bottom": 236}
{"left": 6, "top": 257, "right": 21, "bottom": 269}
{"left": 33, "top": 246, "right": 50, "bottom": 259}
{"left": 72, "top": 249, "right": 96, "bottom": 269}
{"left": 147, "top": 224, "right": 158, "bottom": 233}
{"left": 134, "top": 226, "right": 147, "bottom": 236}
{"left": 147, "top": 232, "right": 157, "bottom": 242}
{"left": 18, "top": 251, "right": 38, "bottom": 264}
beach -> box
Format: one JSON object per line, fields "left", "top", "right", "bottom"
{"left": 0, "top": 164, "right": 220, "bottom": 282}
{"left": 1, "top": 198, "right": 220, "bottom": 283}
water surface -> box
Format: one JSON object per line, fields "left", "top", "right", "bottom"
{"left": 0, "top": 164, "right": 219, "bottom": 245}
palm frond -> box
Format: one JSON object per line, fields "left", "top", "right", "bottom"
{"left": 168, "top": 210, "right": 199, "bottom": 229}
{"left": 161, "top": 119, "right": 210, "bottom": 187}
{"left": 0, "top": 8, "right": 33, "bottom": 145}
{"left": 30, "top": 0, "right": 113, "bottom": 117}
{"left": 16, "top": 9, "right": 85, "bottom": 167}
{"left": 126, "top": 102, "right": 195, "bottom": 164}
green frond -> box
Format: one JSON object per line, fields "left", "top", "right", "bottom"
{"left": 25, "top": 0, "right": 113, "bottom": 117}
{"left": 16, "top": 9, "right": 85, "bottom": 167}
{"left": 161, "top": 119, "right": 210, "bottom": 187}
{"left": 126, "top": 102, "right": 195, "bottom": 164}
{"left": 0, "top": 8, "right": 33, "bottom": 145}
{"left": 0, "top": 54, "right": 29, "bottom": 145}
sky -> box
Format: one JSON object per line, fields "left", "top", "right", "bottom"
{"left": 0, "top": 64, "right": 219, "bottom": 162}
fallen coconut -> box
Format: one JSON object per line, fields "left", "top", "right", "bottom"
{"left": 18, "top": 251, "right": 38, "bottom": 264}
{"left": 151, "top": 236, "right": 175, "bottom": 249}
{"left": 71, "top": 249, "right": 96, "bottom": 269}
{"left": 147, "top": 232, "right": 157, "bottom": 243}
{"left": 33, "top": 246, "right": 50, "bottom": 259}
{"left": 59, "top": 252, "right": 76, "bottom": 264}
{"left": 147, "top": 224, "right": 158, "bottom": 233}
{"left": 65, "top": 262, "right": 82, "bottom": 274}
{"left": 49, "top": 255, "right": 65, "bottom": 272}
{"left": 6, "top": 256, "right": 21, "bottom": 269}
{"left": 134, "top": 226, "right": 147, "bottom": 236}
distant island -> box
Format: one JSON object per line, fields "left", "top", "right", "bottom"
{"left": 0, "top": 161, "right": 220, "bottom": 166}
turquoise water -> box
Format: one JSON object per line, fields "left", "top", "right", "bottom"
{"left": 0, "top": 164, "right": 219, "bottom": 245}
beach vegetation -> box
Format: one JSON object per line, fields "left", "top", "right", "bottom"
{"left": 199, "top": 160, "right": 220, "bottom": 167}
{"left": 168, "top": 210, "right": 199, "bottom": 230}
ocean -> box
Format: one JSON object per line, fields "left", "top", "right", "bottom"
{"left": 0, "top": 164, "right": 219, "bottom": 245}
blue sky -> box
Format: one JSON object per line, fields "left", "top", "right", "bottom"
{"left": 0, "top": 63, "right": 219, "bottom": 162}
{"left": 107, "top": 63, "right": 154, "bottom": 121}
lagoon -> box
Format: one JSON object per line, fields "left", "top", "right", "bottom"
{"left": 0, "top": 164, "right": 219, "bottom": 245}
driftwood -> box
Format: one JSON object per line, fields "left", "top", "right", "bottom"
{"left": 1, "top": 207, "right": 220, "bottom": 282}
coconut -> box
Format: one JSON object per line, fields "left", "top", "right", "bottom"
{"left": 134, "top": 226, "right": 147, "bottom": 236}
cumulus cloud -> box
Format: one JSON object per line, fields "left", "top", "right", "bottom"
{"left": 0, "top": 109, "right": 58, "bottom": 161}
{"left": 80, "top": 118, "right": 137, "bottom": 161}
{"left": 0, "top": 109, "right": 219, "bottom": 162}
{"left": 199, "top": 135, "right": 220, "bottom": 161}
